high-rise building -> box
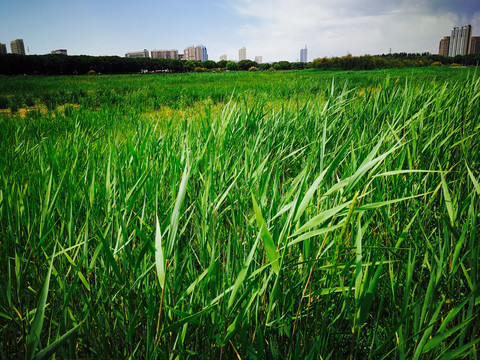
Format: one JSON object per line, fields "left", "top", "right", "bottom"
{"left": 449, "top": 25, "right": 472, "bottom": 56}
{"left": 239, "top": 47, "right": 246, "bottom": 61}
{"left": 184, "top": 45, "right": 208, "bottom": 61}
{"left": 255, "top": 56, "right": 262, "bottom": 64}
{"left": 438, "top": 36, "right": 450, "bottom": 56}
{"left": 0, "top": 43, "right": 7, "bottom": 55}
{"left": 300, "top": 45, "right": 308, "bottom": 63}
{"left": 219, "top": 54, "right": 227, "bottom": 61}
{"left": 470, "top": 37, "right": 480, "bottom": 54}
{"left": 125, "top": 49, "right": 149, "bottom": 58}
{"left": 10, "top": 39, "right": 25, "bottom": 55}
{"left": 151, "top": 49, "right": 179, "bottom": 59}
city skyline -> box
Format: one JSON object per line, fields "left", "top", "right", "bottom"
{"left": 1, "top": 0, "right": 479, "bottom": 62}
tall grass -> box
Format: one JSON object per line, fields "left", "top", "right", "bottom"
{"left": 0, "top": 68, "right": 479, "bottom": 359}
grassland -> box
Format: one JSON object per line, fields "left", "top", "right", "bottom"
{"left": 0, "top": 67, "right": 479, "bottom": 359}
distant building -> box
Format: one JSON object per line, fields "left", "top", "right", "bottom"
{"left": 0, "top": 43, "right": 6, "bottom": 54}
{"left": 470, "top": 37, "right": 480, "bottom": 54}
{"left": 51, "top": 49, "right": 67, "bottom": 55}
{"left": 10, "top": 39, "right": 25, "bottom": 55}
{"left": 219, "top": 54, "right": 227, "bottom": 61}
{"left": 151, "top": 49, "right": 179, "bottom": 59}
{"left": 184, "top": 45, "right": 208, "bottom": 61}
{"left": 300, "top": 45, "right": 308, "bottom": 63}
{"left": 449, "top": 25, "right": 472, "bottom": 56}
{"left": 255, "top": 56, "right": 262, "bottom": 64}
{"left": 239, "top": 47, "right": 246, "bottom": 61}
{"left": 438, "top": 36, "right": 450, "bottom": 56}
{"left": 125, "top": 49, "right": 149, "bottom": 58}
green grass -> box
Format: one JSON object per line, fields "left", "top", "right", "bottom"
{"left": 1, "top": 68, "right": 479, "bottom": 359}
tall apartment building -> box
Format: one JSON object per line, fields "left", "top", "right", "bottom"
{"left": 125, "top": 49, "right": 149, "bottom": 58}
{"left": 239, "top": 47, "right": 246, "bottom": 61}
{"left": 449, "top": 25, "right": 472, "bottom": 56}
{"left": 470, "top": 37, "right": 480, "bottom": 54}
{"left": 0, "top": 43, "right": 7, "bottom": 55}
{"left": 438, "top": 36, "right": 450, "bottom": 56}
{"left": 10, "top": 39, "right": 25, "bottom": 55}
{"left": 151, "top": 49, "right": 179, "bottom": 59}
{"left": 219, "top": 54, "right": 227, "bottom": 61}
{"left": 184, "top": 45, "right": 208, "bottom": 61}
{"left": 255, "top": 56, "right": 262, "bottom": 64}
{"left": 300, "top": 45, "right": 308, "bottom": 63}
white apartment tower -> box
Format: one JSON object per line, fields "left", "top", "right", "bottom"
{"left": 449, "top": 25, "right": 472, "bottom": 56}
{"left": 239, "top": 47, "right": 246, "bottom": 61}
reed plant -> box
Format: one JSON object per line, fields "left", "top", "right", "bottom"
{"left": 0, "top": 68, "right": 479, "bottom": 359}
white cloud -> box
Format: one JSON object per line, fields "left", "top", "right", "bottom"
{"left": 231, "top": 0, "right": 478, "bottom": 62}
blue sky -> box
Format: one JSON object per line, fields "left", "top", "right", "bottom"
{"left": 1, "top": 0, "right": 479, "bottom": 62}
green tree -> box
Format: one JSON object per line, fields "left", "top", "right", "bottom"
{"left": 258, "top": 63, "right": 271, "bottom": 71}
{"left": 291, "top": 62, "right": 305, "bottom": 70}
{"left": 217, "top": 60, "right": 228, "bottom": 69}
{"left": 273, "top": 61, "right": 291, "bottom": 70}
{"left": 184, "top": 60, "right": 197, "bottom": 72}
{"left": 238, "top": 59, "right": 256, "bottom": 71}
{"left": 226, "top": 61, "right": 238, "bottom": 71}
{"left": 201, "top": 60, "right": 217, "bottom": 69}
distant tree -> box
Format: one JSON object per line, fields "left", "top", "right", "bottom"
{"left": 238, "top": 59, "right": 256, "bottom": 71}
{"left": 217, "top": 60, "right": 228, "bottom": 68}
{"left": 291, "top": 62, "right": 305, "bottom": 70}
{"left": 168, "top": 59, "right": 184, "bottom": 72}
{"left": 258, "top": 63, "right": 271, "bottom": 71}
{"left": 273, "top": 61, "right": 291, "bottom": 70}
{"left": 184, "top": 60, "right": 197, "bottom": 72}
{"left": 201, "top": 60, "right": 217, "bottom": 69}
{"left": 226, "top": 61, "right": 238, "bottom": 71}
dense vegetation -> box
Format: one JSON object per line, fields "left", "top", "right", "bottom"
{"left": 1, "top": 52, "right": 479, "bottom": 75}
{"left": 0, "top": 68, "right": 479, "bottom": 359}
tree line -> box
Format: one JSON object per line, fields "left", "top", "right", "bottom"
{"left": 309, "top": 53, "right": 480, "bottom": 70}
{"left": 0, "top": 52, "right": 479, "bottom": 75}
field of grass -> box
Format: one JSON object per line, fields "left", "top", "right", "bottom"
{"left": 1, "top": 67, "right": 479, "bottom": 359}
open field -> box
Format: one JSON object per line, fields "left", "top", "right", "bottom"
{"left": 1, "top": 67, "right": 479, "bottom": 359}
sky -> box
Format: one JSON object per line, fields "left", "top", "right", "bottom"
{"left": 1, "top": 0, "right": 479, "bottom": 63}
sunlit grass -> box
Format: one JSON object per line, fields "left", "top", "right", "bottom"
{"left": 0, "top": 67, "right": 479, "bottom": 359}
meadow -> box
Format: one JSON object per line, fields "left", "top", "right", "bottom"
{"left": 0, "top": 67, "right": 479, "bottom": 359}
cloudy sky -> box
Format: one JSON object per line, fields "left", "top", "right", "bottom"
{"left": 1, "top": 0, "right": 479, "bottom": 62}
